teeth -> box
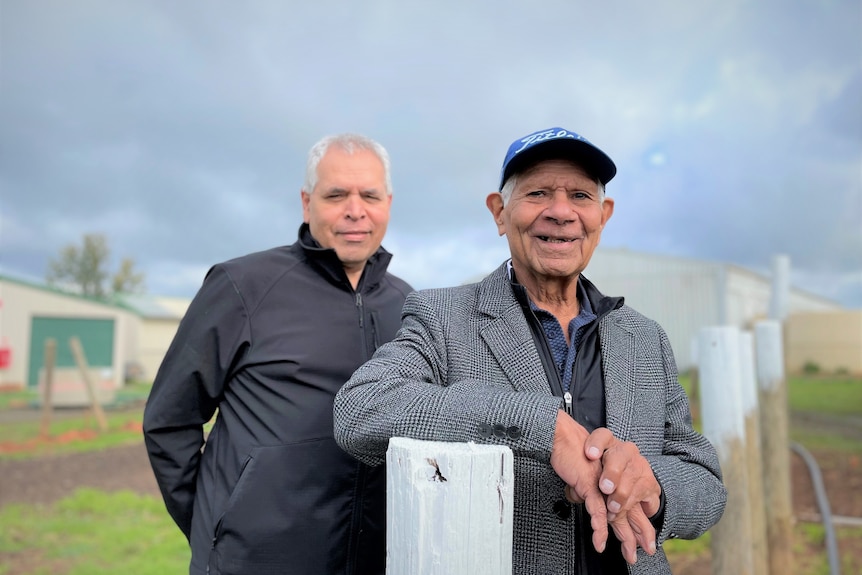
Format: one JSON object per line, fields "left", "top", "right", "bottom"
{"left": 539, "top": 236, "right": 573, "bottom": 243}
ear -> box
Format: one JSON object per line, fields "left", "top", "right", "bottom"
{"left": 301, "top": 190, "right": 311, "bottom": 223}
{"left": 486, "top": 192, "right": 506, "bottom": 236}
{"left": 600, "top": 196, "right": 614, "bottom": 228}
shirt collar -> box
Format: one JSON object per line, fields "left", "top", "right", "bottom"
{"left": 505, "top": 258, "right": 594, "bottom": 316}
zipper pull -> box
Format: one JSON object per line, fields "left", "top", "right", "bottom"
{"left": 564, "top": 391, "right": 573, "bottom": 416}
{"left": 356, "top": 293, "right": 364, "bottom": 327}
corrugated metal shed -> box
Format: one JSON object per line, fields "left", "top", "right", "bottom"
{"left": 0, "top": 273, "right": 141, "bottom": 391}
{"left": 583, "top": 248, "right": 841, "bottom": 370}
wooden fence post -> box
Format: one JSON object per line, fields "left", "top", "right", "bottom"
{"left": 386, "top": 437, "right": 513, "bottom": 575}
{"left": 768, "top": 255, "right": 791, "bottom": 322}
{"left": 739, "top": 331, "right": 769, "bottom": 575}
{"left": 39, "top": 338, "right": 57, "bottom": 437}
{"left": 68, "top": 336, "right": 109, "bottom": 432}
{"left": 755, "top": 320, "right": 793, "bottom": 575}
{"left": 698, "top": 326, "right": 753, "bottom": 575}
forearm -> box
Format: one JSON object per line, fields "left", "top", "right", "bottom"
{"left": 142, "top": 425, "right": 204, "bottom": 539}
{"left": 335, "top": 359, "right": 562, "bottom": 465}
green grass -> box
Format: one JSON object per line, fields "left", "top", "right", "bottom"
{"left": 663, "top": 523, "right": 862, "bottom": 575}
{"left": 0, "top": 410, "right": 145, "bottom": 460}
{"left": 787, "top": 375, "right": 862, "bottom": 416}
{"left": 0, "top": 387, "right": 38, "bottom": 410}
{"left": 0, "top": 381, "right": 151, "bottom": 411}
{"left": 680, "top": 373, "right": 862, "bottom": 414}
{"left": 0, "top": 488, "right": 189, "bottom": 575}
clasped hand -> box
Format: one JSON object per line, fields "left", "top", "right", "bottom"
{"left": 549, "top": 412, "right": 661, "bottom": 565}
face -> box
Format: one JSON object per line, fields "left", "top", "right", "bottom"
{"left": 486, "top": 159, "right": 614, "bottom": 285}
{"left": 302, "top": 146, "right": 392, "bottom": 276}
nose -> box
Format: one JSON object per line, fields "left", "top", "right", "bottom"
{"left": 544, "top": 190, "right": 575, "bottom": 223}
{"left": 344, "top": 192, "right": 366, "bottom": 221}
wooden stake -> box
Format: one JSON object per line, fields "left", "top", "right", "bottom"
{"left": 739, "top": 331, "right": 769, "bottom": 575}
{"left": 755, "top": 320, "right": 793, "bottom": 575}
{"left": 386, "top": 437, "right": 513, "bottom": 575}
{"left": 69, "top": 336, "right": 109, "bottom": 432}
{"left": 698, "top": 326, "right": 753, "bottom": 575}
{"left": 39, "top": 338, "right": 57, "bottom": 437}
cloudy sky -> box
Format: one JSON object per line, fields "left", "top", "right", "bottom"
{"left": 2, "top": 0, "right": 860, "bottom": 307}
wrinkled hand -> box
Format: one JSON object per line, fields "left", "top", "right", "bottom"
{"left": 549, "top": 411, "right": 610, "bottom": 553}
{"left": 580, "top": 427, "right": 661, "bottom": 564}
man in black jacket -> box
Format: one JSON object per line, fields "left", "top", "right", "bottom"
{"left": 143, "top": 133, "right": 413, "bottom": 575}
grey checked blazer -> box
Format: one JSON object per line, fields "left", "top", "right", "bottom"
{"left": 334, "top": 264, "right": 726, "bottom": 575}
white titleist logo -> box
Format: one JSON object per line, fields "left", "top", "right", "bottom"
{"left": 514, "top": 129, "right": 584, "bottom": 155}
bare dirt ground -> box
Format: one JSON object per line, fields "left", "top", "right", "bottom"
{"left": 0, "top": 409, "right": 860, "bottom": 574}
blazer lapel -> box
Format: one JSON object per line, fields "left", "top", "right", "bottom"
{"left": 476, "top": 267, "right": 550, "bottom": 393}
{"left": 600, "top": 314, "right": 637, "bottom": 438}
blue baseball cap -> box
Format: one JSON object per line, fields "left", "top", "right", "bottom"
{"left": 499, "top": 127, "right": 617, "bottom": 190}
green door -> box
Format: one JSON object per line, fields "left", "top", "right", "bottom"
{"left": 28, "top": 317, "right": 115, "bottom": 387}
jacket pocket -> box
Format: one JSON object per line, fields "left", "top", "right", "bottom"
{"left": 211, "top": 437, "right": 360, "bottom": 575}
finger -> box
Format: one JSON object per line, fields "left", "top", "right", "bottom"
{"left": 565, "top": 484, "right": 584, "bottom": 504}
{"left": 599, "top": 445, "right": 631, "bottom": 497}
{"left": 609, "top": 515, "right": 639, "bottom": 565}
{"left": 626, "top": 505, "right": 657, "bottom": 556}
{"left": 584, "top": 427, "right": 616, "bottom": 461}
{"left": 582, "top": 489, "right": 609, "bottom": 553}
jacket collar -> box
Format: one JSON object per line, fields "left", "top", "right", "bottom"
{"left": 477, "top": 261, "right": 624, "bottom": 320}
{"left": 296, "top": 223, "right": 393, "bottom": 290}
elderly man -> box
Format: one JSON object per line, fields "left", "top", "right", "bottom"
{"left": 144, "top": 133, "right": 412, "bottom": 575}
{"left": 333, "top": 127, "right": 726, "bottom": 574}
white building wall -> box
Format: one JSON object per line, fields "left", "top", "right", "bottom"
{"left": 584, "top": 249, "right": 724, "bottom": 371}
{"left": 139, "top": 318, "right": 183, "bottom": 382}
{"left": 585, "top": 250, "right": 843, "bottom": 371}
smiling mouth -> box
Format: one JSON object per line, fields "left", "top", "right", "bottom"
{"left": 537, "top": 236, "right": 577, "bottom": 243}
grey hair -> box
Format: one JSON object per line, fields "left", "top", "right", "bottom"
{"left": 303, "top": 133, "right": 393, "bottom": 195}
{"left": 499, "top": 173, "right": 605, "bottom": 206}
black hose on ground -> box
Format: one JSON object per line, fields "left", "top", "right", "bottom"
{"left": 790, "top": 441, "right": 841, "bottom": 575}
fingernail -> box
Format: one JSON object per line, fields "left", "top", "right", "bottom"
{"left": 588, "top": 446, "right": 601, "bottom": 458}
{"left": 601, "top": 478, "right": 615, "bottom": 493}
{"left": 650, "top": 541, "right": 657, "bottom": 554}
{"left": 607, "top": 500, "right": 620, "bottom": 513}
{"left": 598, "top": 541, "right": 606, "bottom": 553}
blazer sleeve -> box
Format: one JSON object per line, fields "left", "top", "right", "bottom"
{"left": 646, "top": 326, "right": 728, "bottom": 542}
{"left": 333, "top": 289, "right": 563, "bottom": 466}
{"left": 142, "top": 265, "right": 250, "bottom": 540}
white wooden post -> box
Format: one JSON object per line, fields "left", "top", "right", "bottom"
{"left": 755, "top": 320, "right": 793, "bottom": 575}
{"left": 386, "top": 437, "right": 514, "bottom": 575}
{"left": 739, "top": 331, "right": 769, "bottom": 575}
{"left": 768, "top": 255, "right": 791, "bottom": 322}
{"left": 698, "top": 326, "right": 753, "bottom": 575}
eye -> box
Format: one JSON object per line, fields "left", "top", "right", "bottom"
{"left": 325, "top": 190, "right": 347, "bottom": 200}
{"left": 570, "top": 190, "right": 594, "bottom": 201}
{"left": 525, "top": 190, "right": 546, "bottom": 198}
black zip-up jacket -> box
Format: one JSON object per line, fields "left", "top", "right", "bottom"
{"left": 143, "top": 224, "right": 412, "bottom": 575}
